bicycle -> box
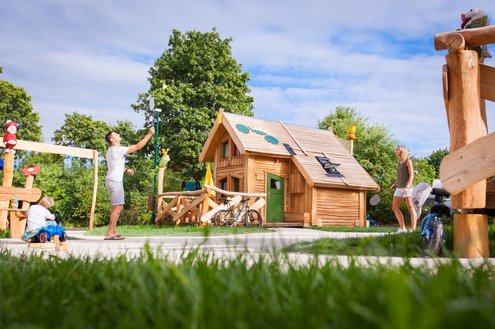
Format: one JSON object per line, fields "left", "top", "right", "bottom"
{"left": 213, "top": 197, "right": 263, "bottom": 227}
{"left": 419, "top": 188, "right": 451, "bottom": 255}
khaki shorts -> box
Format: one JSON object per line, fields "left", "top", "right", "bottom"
{"left": 105, "top": 180, "right": 125, "bottom": 205}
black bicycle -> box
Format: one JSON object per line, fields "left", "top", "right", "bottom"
{"left": 213, "top": 197, "right": 263, "bottom": 227}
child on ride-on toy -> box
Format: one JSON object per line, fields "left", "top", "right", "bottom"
{"left": 21, "top": 196, "right": 63, "bottom": 242}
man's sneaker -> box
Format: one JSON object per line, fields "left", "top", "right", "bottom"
{"left": 407, "top": 228, "right": 414, "bottom": 233}
{"left": 395, "top": 228, "right": 407, "bottom": 234}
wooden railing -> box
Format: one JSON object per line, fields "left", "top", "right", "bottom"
{"left": 155, "top": 176, "right": 266, "bottom": 226}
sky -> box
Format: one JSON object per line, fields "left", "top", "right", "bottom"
{"left": 1, "top": 0, "right": 495, "bottom": 158}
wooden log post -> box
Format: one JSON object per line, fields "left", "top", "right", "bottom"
{"left": 10, "top": 173, "right": 35, "bottom": 239}
{"left": 155, "top": 167, "right": 165, "bottom": 226}
{"left": 0, "top": 152, "right": 15, "bottom": 230}
{"left": 444, "top": 33, "right": 489, "bottom": 257}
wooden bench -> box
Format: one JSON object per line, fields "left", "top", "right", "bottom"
{"left": 0, "top": 186, "right": 42, "bottom": 238}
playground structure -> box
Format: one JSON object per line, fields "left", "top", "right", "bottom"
{"left": 434, "top": 25, "right": 495, "bottom": 257}
{"left": 0, "top": 139, "right": 98, "bottom": 238}
{"left": 154, "top": 166, "right": 266, "bottom": 225}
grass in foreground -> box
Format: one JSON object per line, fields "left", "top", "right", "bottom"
{"left": 86, "top": 224, "right": 270, "bottom": 237}
{"left": 0, "top": 248, "right": 494, "bottom": 328}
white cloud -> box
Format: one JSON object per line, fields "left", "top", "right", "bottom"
{"left": 1, "top": 0, "right": 495, "bottom": 158}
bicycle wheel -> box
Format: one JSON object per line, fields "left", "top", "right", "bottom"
{"left": 244, "top": 209, "right": 263, "bottom": 227}
{"left": 428, "top": 220, "right": 444, "bottom": 255}
{"left": 213, "top": 210, "right": 234, "bottom": 226}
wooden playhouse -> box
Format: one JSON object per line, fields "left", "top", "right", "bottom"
{"left": 199, "top": 110, "right": 379, "bottom": 227}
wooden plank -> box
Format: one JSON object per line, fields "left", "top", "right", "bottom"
{"left": 159, "top": 189, "right": 206, "bottom": 197}
{"left": 172, "top": 195, "right": 206, "bottom": 222}
{"left": 434, "top": 25, "right": 495, "bottom": 51}
{"left": 0, "top": 138, "right": 95, "bottom": 158}
{"left": 204, "top": 184, "right": 266, "bottom": 197}
{"left": 89, "top": 150, "right": 98, "bottom": 231}
{"left": 200, "top": 195, "right": 242, "bottom": 223}
{"left": 0, "top": 187, "right": 42, "bottom": 202}
{"left": 480, "top": 63, "right": 495, "bottom": 102}
{"left": 440, "top": 131, "right": 495, "bottom": 195}
{"left": 445, "top": 50, "right": 487, "bottom": 209}
{"left": 249, "top": 198, "right": 265, "bottom": 211}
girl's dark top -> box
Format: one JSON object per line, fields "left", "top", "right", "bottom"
{"left": 397, "top": 160, "right": 410, "bottom": 188}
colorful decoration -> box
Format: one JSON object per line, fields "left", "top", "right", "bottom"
{"left": 3, "top": 120, "right": 19, "bottom": 153}
{"left": 158, "top": 149, "right": 170, "bottom": 168}
{"left": 461, "top": 9, "right": 492, "bottom": 59}
{"left": 21, "top": 165, "right": 40, "bottom": 177}
{"left": 264, "top": 135, "right": 279, "bottom": 145}
{"left": 203, "top": 163, "right": 216, "bottom": 196}
{"left": 235, "top": 124, "right": 250, "bottom": 134}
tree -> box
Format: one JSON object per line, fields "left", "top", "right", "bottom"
{"left": 412, "top": 158, "right": 436, "bottom": 186}
{"left": 0, "top": 80, "right": 42, "bottom": 142}
{"left": 426, "top": 148, "right": 449, "bottom": 178}
{"left": 133, "top": 28, "right": 254, "bottom": 179}
{"left": 53, "top": 112, "right": 111, "bottom": 154}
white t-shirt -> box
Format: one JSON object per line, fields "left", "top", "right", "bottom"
{"left": 105, "top": 146, "right": 128, "bottom": 181}
{"left": 26, "top": 204, "right": 56, "bottom": 230}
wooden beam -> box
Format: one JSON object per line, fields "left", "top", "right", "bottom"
{"left": 454, "top": 214, "right": 489, "bottom": 258}
{"left": 435, "top": 25, "right": 495, "bottom": 51}
{"left": 88, "top": 150, "right": 98, "bottom": 231}
{"left": 0, "top": 138, "right": 95, "bottom": 158}
{"left": 480, "top": 63, "right": 495, "bottom": 102}
{"left": 445, "top": 49, "right": 487, "bottom": 209}
{"left": 440, "top": 131, "right": 495, "bottom": 195}
{"left": 0, "top": 187, "right": 42, "bottom": 202}
{"left": 204, "top": 184, "right": 266, "bottom": 197}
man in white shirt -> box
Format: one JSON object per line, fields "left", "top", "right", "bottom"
{"left": 104, "top": 127, "right": 155, "bottom": 240}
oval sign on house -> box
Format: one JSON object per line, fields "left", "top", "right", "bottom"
{"left": 236, "top": 124, "right": 250, "bottom": 134}
{"left": 265, "top": 135, "right": 279, "bottom": 145}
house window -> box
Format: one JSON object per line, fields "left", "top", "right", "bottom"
{"left": 222, "top": 141, "right": 229, "bottom": 158}
{"left": 220, "top": 178, "right": 228, "bottom": 198}
{"left": 270, "top": 178, "right": 281, "bottom": 190}
{"left": 232, "top": 144, "right": 239, "bottom": 157}
{"left": 232, "top": 177, "right": 240, "bottom": 192}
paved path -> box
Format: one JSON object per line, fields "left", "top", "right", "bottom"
{"left": 1, "top": 228, "right": 493, "bottom": 267}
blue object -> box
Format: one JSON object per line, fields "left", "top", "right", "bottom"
{"left": 236, "top": 124, "right": 250, "bottom": 134}
{"left": 0, "top": 159, "right": 3, "bottom": 171}
{"left": 33, "top": 221, "right": 67, "bottom": 243}
{"left": 264, "top": 135, "right": 279, "bottom": 145}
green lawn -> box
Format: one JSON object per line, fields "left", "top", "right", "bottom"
{"left": 288, "top": 225, "right": 495, "bottom": 257}
{"left": 86, "top": 224, "right": 270, "bottom": 237}
{"left": 1, "top": 249, "right": 494, "bottom": 328}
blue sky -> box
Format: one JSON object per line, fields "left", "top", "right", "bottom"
{"left": 1, "top": 0, "right": 494, "bottom": 157}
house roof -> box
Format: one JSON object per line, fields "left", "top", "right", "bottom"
{"left": 199, "top": 111, "right": 379, "bottom": 191}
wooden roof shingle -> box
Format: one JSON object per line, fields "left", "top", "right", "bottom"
{"left": 199, "top": 111, "right": 379, "bottom": 191}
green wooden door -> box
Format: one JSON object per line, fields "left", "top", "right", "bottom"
{"left": 266, "top": 173, "right": 284, "bottom": 223}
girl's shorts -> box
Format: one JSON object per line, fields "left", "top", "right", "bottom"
{"left": 394, "top": 187, "right": 412, "bottom": 198}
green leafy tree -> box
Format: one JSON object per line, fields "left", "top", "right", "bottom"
{"left": 52, "top": 112, "right": 111, "bottom": 154}
{"left": 426, "top": 148, "right": 449, "bottom": 178}
{"left": 133, "top": 28, "right": 254, "bottom": 179}
{"left": 412, "top": 158, "right": 436, "bottom": 186}
{"left": 0, "top": 80, "right": 42, "bottom": 141}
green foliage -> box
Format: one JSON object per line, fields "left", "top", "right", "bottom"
{"left": 412, "top": 158, "right": 436, "bottom": 186}
{"left": 0, "top": 80, "right": 42, "bottom": 141}
{"left": 1, "top": 249, "right": 495, "bottom": 328}
{"left": 426, "top": 148, "right": 449, "bottom": 178}
{"left": 53, "top": 112, "right": 112, "bottom": 154}
{"left": 87, "top": 224, "right": 268, "bottom": 236}
{"left": 133, "top": 28, "right": 254, "bottom": 179}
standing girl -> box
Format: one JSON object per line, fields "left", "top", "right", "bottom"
{"left": 389, "top": 145, "right": 417, "bottom": 233}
